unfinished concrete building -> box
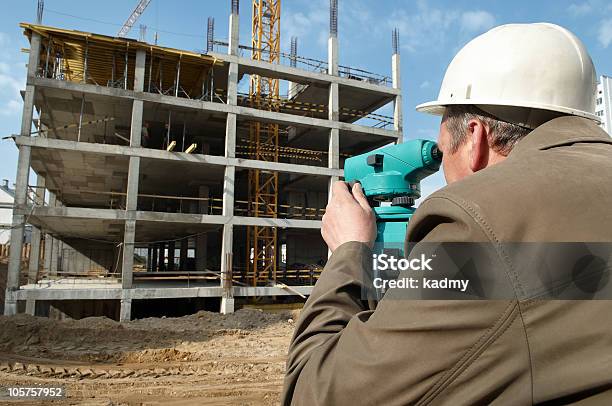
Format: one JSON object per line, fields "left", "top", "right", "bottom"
{"left": 4, "top": 1, "right": 402, "bottom": 321}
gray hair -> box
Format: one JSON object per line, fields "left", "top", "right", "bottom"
{"left": 442, "top": 105, "right": 531, "bottom": 155}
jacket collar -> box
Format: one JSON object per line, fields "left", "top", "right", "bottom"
{"left": 511, "top": 116, "right": 612, "bottom": 156}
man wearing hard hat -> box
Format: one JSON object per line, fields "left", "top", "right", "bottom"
{"left": 282, "top": 23, "right": 612, "bottom": 405}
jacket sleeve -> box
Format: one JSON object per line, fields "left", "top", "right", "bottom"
{"left": 281, "top": 195, "right": 520, "bottom": 406}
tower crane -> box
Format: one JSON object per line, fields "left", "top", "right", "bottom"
{"left": 118, "top": 0, "right": 151, "bottom": 37}
{"left": 246, "top": 0, "right": 281, "bottom": 286}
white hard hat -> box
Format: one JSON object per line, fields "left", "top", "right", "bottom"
{"left": 416, "top": 23, "right": 600, "bottom": 128}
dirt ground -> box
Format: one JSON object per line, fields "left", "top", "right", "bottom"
{"left": 0, "top": 309, "right": 299, "bottom": 405}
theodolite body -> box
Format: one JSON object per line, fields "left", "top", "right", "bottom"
{"left": 343, "top": 140, "right": 442, "bottom": 255}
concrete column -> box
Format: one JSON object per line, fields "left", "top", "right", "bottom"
{"left": 328, "top": 37, "right": 338, "bottom": 77}
{"left": 167, "top": 241, "right": 175, "bottom": 271}
{"left": 223, "top": 7, "right": 239, "bottom": 216}
{"left": 151, "top": 245, "right": 158, "bottom": 271}
{"left": 121, "top": 220, "right": 136, "bottom": 289}
{"left": 195, "top": 233, "right": 207, "bottom": 270}
{"left": 43, "top": 192, "right": 56, "bottom": 277}
{"left": 119, "top": 296, "right": 132, "bottom": 323}
{"left": 121, "top": 157, "right": 140, "bottom": 288}
{"left": 179, "top": 238, "right": 188, "bottom": 271}
{"left": 50, "top": 236, "right": 61, "bottom": 277}
{"left": 225, "top": 113, "right": 237, "bottom": 158}
{"left": 146, "top": 246, "right": 152, "bottom": 271}
{"left": 220, "top": 165, "right": 235, "bottom": 312}
{"left": 130, "top": 49, "right": 145, "bottom": 147}
{"left": 228, "top": 5, "right": 239, "bottom": 56}
{"left": 221, "top": 45, "right": 237, "bottom": 314}
{"left": 326, "top": 27, "right": 341, "bottom": 259}
{"left": 392, "top": 52, "right": 403, "bottom": 143}
{"left": 220, "top": 223, "right": 234, "bottom": 314}
{"left": 328, "top": 82, "right": 340, "bottom": 183}
{"left": 43, "top": 233, "right": 53, "bottom": 275}
{"left": 121, "top": 155, "right": 140, "bottom": 289}
{"left": 227, "top": 63, "right": 238, "bottom": 106}
{"left": 327, "top": 25, "right": 340, "bottom": 201}
{"left": 130, "top": 101, "right": 143, "bottom": 147}
{"left": 121, "top": 76, "right": 143, "bottom": 289}
{"left": 225, "top": 1, "right": 238, "bottom": 160}
{"left": 4, "top": 33, "right": 41, "bottom": 316}
{"left": 223, "top": 69, "right": 237, "bottom": 300}
{"left": 27, "top": 175, "right": 45, "bottom": 283}
{"left": 125, "top": 157, "right": 140, "bottom": 210}
{"left": 158, "top": 242, "right": 165, "bottom": 271}
{"left": 26, "top": 175, "right": 45, "bottom": 314}
{"left": 133, "top": 49, "right": 146, "bottom": 92}
{"left": 327, "top": 86, "right": 340, "bottom": 198}
{"left": 196, "top": 185, "right": 209, "bottom": 271}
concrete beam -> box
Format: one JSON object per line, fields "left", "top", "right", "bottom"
{"left": 11, "top": 285, "right": 314, "bottom": 301}
{"left": 21, "top": 206, "right": 129, "bottom": 221}
{"left": 231, "top": 216, "right": 321, "bottom": 229}
{"left": 16, "top": 135, "right": 344, "bottom": 177}
{"left": 210, "top": 53, "right": 398, "bottom": 97}
{"left": 31, "top": 77, "right": 400, "bottom": 139}
{"left": 233, "top": 285, "right": 313, "bottom": 296}
{"left": 12, "top": 288, "right": 123, "bottom": 301}
{"left": 136, "top": 210, "right": 227, "bottom": 224}
{"left": 20, "top": 206, "right": 321, "bottom": 229}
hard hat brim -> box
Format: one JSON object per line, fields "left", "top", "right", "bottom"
{"left": 415, "top": 99, "right": 601, "bottom": 124}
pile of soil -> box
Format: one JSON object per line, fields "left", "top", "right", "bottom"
{"left": 0, "top": 308, "right": 299, "bottom": 405}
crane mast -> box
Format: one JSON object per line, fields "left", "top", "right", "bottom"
{"left": 246, "top": 0, "right": 281, "bottom": 286}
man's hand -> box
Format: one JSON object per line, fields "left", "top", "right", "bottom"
{"left": 321, "top": 181, "right": 376, "bottom": 252}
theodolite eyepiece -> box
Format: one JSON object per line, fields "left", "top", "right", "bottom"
{"left": 343, "top": 139, "right": 442, "bottom": 253}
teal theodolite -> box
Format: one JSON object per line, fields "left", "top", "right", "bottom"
{"left": 343, "top": 140, "right": 442, "bottom": 254}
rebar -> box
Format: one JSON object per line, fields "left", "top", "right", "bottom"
{"left": 330, "top": 0, "right": 338, "bottom": 37}
{"left": 290, "top": 36, "right": 297, "bottom": 68}
{"left": 36, "top": 0, "right": 44, "bottom": 24}
{"left": 207, "top": 17, "right": 215, "bottom": 52}
{"left": 392, "top": 28, "right": 400, "bottom": 55}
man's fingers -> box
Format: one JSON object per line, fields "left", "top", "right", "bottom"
{"left": 331, "top": 181, "right": 352, "bottom": 201}
{"left": 351, "top": 182, "right": 371, "bottom": 211}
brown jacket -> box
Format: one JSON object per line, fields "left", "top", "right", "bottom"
{"left": 282, "top": 116, "right": 612, "bottom": 405}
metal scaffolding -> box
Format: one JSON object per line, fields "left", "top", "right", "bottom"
{"left": 246, "top": 0, "right": 281, "bottom": 286}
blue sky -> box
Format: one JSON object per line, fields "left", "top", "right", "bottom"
{"left": 0, "top": 0, "right": 611, "bottom": 200}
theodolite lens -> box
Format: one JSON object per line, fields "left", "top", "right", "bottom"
{"left": 431, "top": 145, "right": 443, "bottom": 161}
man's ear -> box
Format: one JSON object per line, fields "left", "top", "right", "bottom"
{"left": 467, "top": 119, "right": 489, "bottom": 172}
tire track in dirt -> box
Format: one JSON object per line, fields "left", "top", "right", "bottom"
{"left": 0, "top": 309, "right": 298, "bottom": 405}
